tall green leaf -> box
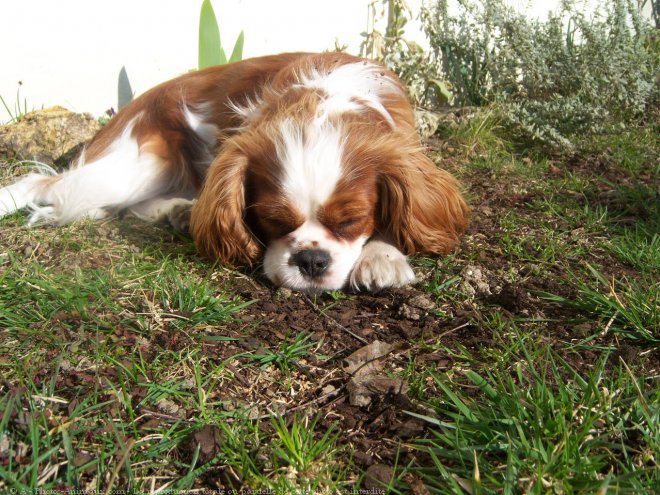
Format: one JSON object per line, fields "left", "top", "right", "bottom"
{"left": 228, "top": 30, "right": 244, "bottom": 64}
{"left": 198, "top": 0, "right": 225, "bottom": 69}
{"left": 117, "top": 66, "right": 134, "bottom": 110}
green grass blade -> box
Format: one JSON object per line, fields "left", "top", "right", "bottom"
{"left": 466, "top": 370, "right": 499, "bottom": 400}
{"left": 0, "top": 94, "right": 15, "bottom": 122}
{"left": 228, "top": 30, "right": 244, "bottom": 63}
{"left": 433, "top": 374, "right": 478, "bottom": 422}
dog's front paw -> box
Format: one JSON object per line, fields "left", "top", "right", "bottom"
{"left": 350, "top": 240, "right": 416, "bottom": 291}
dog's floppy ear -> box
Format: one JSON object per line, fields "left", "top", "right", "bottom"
{"left": 190, "top": 143, "right": 262, "bottom": 266}
{"left": 378, "top": 146, "right": 469, "bottom": 255}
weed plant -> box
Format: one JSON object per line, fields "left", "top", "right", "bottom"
{"left": 369, "top": 0, "right": 658, "bottom": 148}
{"left": 0, "top": 84, "right": 29, "bottom": 124}
{"left": 423, "top": 0, "right": 658, "bottom": 148}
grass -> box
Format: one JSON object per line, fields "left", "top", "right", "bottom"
{"left": 0, "top": 109, "right": 658, "bottom": 492}
{"left": 0, "top": 370, "right": 347, "bottom": 491}
{"left": 0, "top": 82, "right": 29, "bottom": 124}
{"left": 269, "top": 414, "right": 345, "bottom": 491}
{"left": 239, "top": 331, "right": 321, "bottom": 371}
{"left": 436, "top": 108, "right": 509, "bottom": 159}
{"left": 540, "top": 264, "right": 659, "bottom": 345}
{"left": 405, "top": 351, "right": 658, "bottom": 494}
{"left": 608, "top": 225, "right": 660, "bottom": 273}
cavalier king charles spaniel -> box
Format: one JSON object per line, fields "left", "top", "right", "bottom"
{"left": 0, "top": 52, "right": 469, "bottom": 292}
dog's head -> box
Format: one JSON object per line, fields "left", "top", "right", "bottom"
{"left": 190, "top": 56, "right": 468, "bottom": 292}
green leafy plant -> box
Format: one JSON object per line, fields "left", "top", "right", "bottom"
{"left": 117, "top": 66, "right": 134, "bottom": 111}
{"left": 540, "top": 264, "right": 659, "bottom": 344}
{"left": 360, "top": 0, "right": 452, "bottom": 107}
{"left": 608, "top": 225, "right": 660, "bottom": 273}
{"left": 271, "top": 414, "right": 343, "bottom": 490}
{"left": 241, "top": 332, "right": 319, "bottom": 371}
{"left": 420, "top": 0, "right": 658, "bottom": 148}
{"left": 153, "top": 265, "right": 252, "bottom": 327}
{"left": 198, "top": 0, "right": 244, "bottom": 69}
{"left": 115, "top": 1, "right": 245, "bottom": 111}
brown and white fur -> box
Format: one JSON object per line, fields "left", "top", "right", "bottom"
{"left": 0, "top": 52, "right": 469, "bottom": 293}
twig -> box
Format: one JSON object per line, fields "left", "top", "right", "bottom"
{"left": 426, "top": 321, "right": 471, "bottom": 344}
{"left": 31, "top": 394, "right": 69, "bottom": 405}
{"left": 224, "top": 361, "right": 250, "bottom": 386}
{"left": 137, "top": 407, "right": 196, "bottom": 423}
{"left": 599, "top": 310, "right": 619, "bottom": 337}
{"left": 302, "top": 294, "right": 369, "bottom": 344}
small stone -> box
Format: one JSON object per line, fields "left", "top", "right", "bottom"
{"left": 460, "top": 264, "right": 492, "bottom": 296}
{"left": 353, "top": 450, "right": 374, "bottom": 466}
{"left": 364, "top": 464, "right": 395, "bottom": 490}
{"left": 190, "top": 425, "right": 223, "bottom": 463}
{"left": 396, "top": 419, "right": 425, "bottom": 439}
{"left": 321, "top": 384, "right": 338, "bottom": 398}
{"left": 155, "top": 398, "right": 182, "bottom": 417}
{"left": 397, "top": 303, "right": 421, "bottom": 321}
{"left": 0, "top": 107, "right": 100, "bottom": 165}
{"left": 347, "top": 375, "right": 409, "bottom": 407}
{"left": 408, "top": 294, "right": 436, "bottom": 311}
{"left": 274, "top": 287, "right": 293, "bottom": 300}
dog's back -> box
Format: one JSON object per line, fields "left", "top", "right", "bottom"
{"left": 0, "top": 52, "right": 316, "bottom": 225}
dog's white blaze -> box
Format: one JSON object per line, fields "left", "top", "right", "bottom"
{"left": 276, "top": 119, "right": 345, "bottom": 218}
{"left": 300, "top": 62, "right": 400, "bottom": 126}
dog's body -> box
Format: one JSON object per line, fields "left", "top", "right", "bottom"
{"left": 0, "top": 52, "right": 468, "bottom": 292}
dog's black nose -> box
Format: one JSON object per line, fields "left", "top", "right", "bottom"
{"left": 293, "top": 249, "right": 331, "bottom": 278}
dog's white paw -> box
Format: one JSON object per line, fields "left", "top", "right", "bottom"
{"left": 350, "top": 240, "right": 416, "bottom": 291}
